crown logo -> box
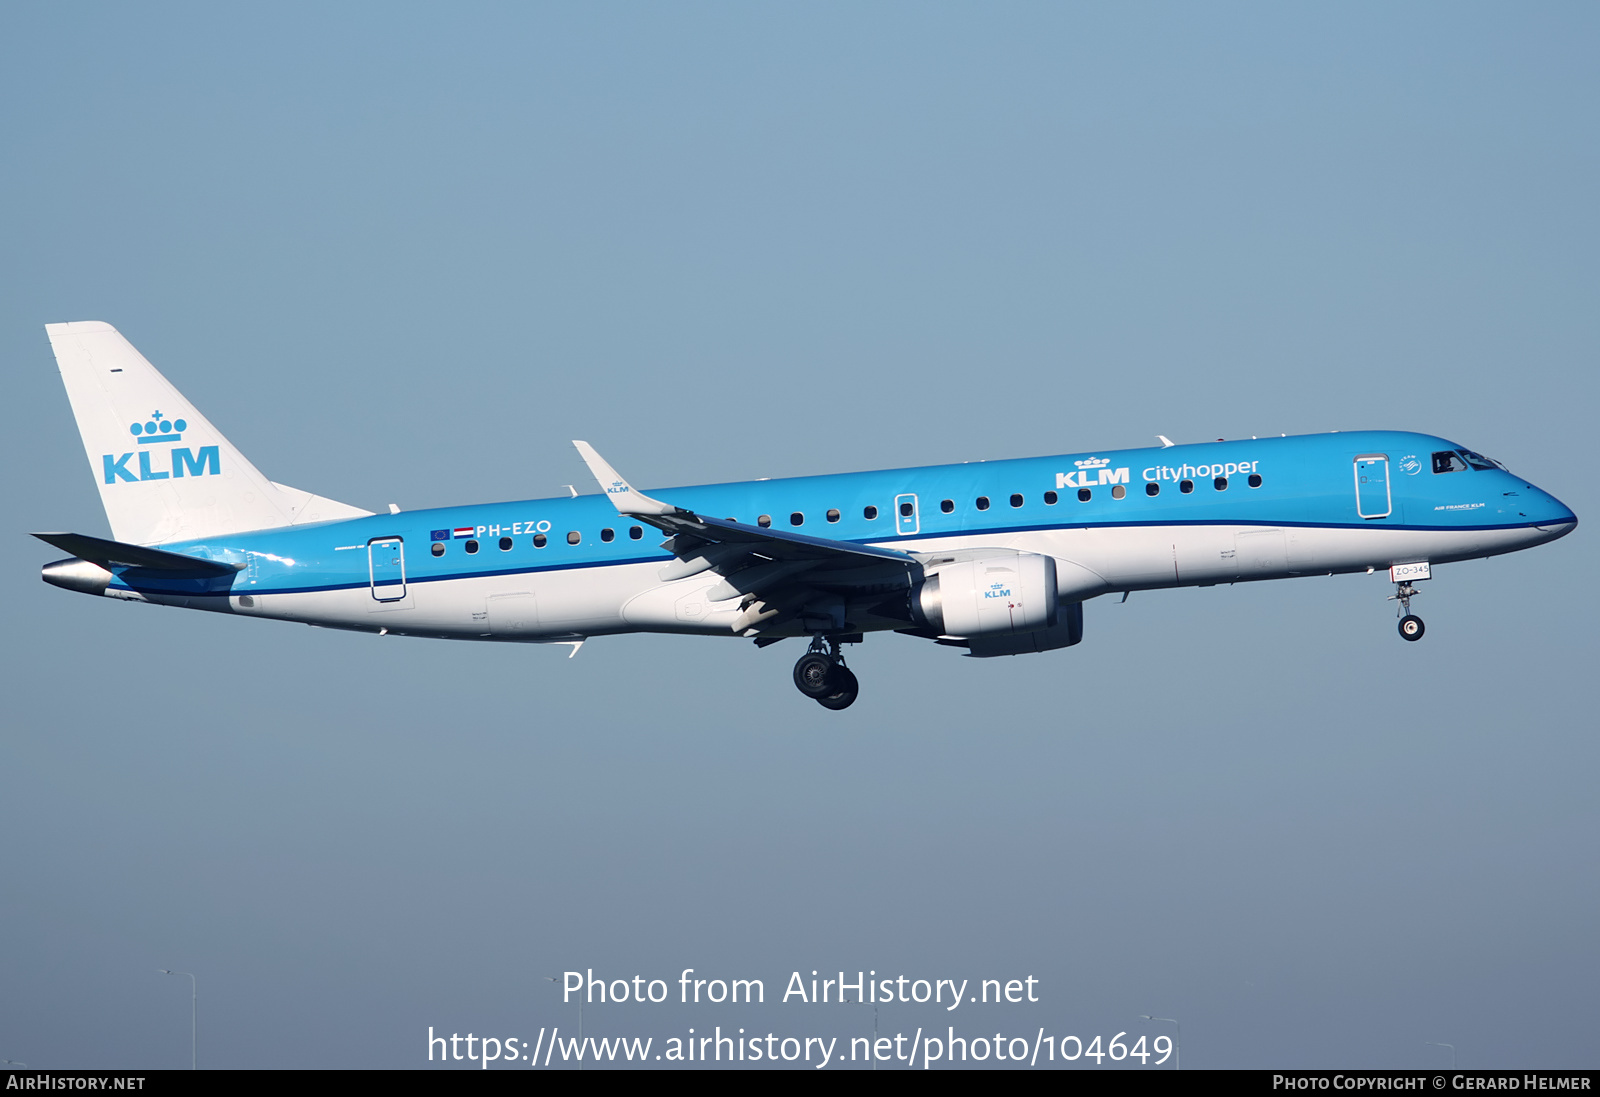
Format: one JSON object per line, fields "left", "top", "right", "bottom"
{"left": 129, "top": 410, "right": 187, "bottom": 444}
{"left": 1074, "top": 456, "right": 1110, "bottom": 469}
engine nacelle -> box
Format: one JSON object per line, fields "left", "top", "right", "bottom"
{"left": 914, "top": 551, "right": 1058, "bottom": 637}
{"left": 965, "top": 601, "right": 1083, "bottom": 657}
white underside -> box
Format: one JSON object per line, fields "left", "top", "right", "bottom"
{"left": 132, "top": 521, "right": 1566, "bottom": 642}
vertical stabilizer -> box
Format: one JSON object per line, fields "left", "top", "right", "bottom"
{"left": 46, "top": 321, "right": 370, "bottom": 546}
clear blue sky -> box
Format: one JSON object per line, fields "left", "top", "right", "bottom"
{"left": 2, "top": 1, "right": 1596, "bottom": 1069}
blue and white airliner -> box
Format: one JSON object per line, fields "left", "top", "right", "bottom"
{"left": 36, "top": 322, "right": 1578, "bottom": 710}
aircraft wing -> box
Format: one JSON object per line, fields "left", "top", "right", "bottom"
{"left": 573, "top": 441, "right": 917, "bottom": 634}
{"left": 572, "top": 440, "right": 910, "bottom": 562}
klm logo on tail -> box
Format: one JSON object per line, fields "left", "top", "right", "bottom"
{"left": 102, "top": 411, "right": 220, "bottom": 484}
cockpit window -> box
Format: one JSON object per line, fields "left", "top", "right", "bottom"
{"left": 1432, "top": 451, "right": 1468, "bottom": 474}
{"left": 1457, "top": 448, "right": 1502, "bottom": 472}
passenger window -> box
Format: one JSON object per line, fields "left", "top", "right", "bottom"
{"left": 758, "top": 515, "right": 772, "bottom": 528}
{"left": 899, "top": 501, "right": 914, "bottom": 517}
{"left": 1213, "top": 476, "right": 1228, "bottom": 491}
{"left": 790, "top": 512, "right": 804, "bottom": 526}
{"left": 1078, "top": 488, "right": 1092, "bottom": 502}
{"left": 976, "top": 496, "right": 990, "bottom": 511}
{"left": 1145, "top": 482, "right": 1159, "bottom": 497}
{"left": 1009, "top": 493, "right": 1024, "bottom": 508}
{"left": 601, "top": 528, "right": 614, "bottom": 542}
{"left": 863, "top": 506, "right": 878, "bottom": 520}
{"left": 1044, "top": 491, "right": 1057, "bottom": 505}
{"left": 1248, "top": 473, "right": 1262, "bottom": 488}
{"left": 465, "top": 539, "right": 479, "bottom": 554}
{"left": 1111, "top": 484, "right": 1126, "bottom": 500}
{"left": 826, "top": 509, "right": 841, "bottom": 523}
{"left": 940, "top": 499, "right": 955, "bottom": 513}
{"left": 499, "top": 537, "right": 513, "bottom": 551}
{"left": 1432, "top": 451, "right": 1468, "bottom": 474}
{"left": 567, "top": 531, "right": 581, "bottom": 545}
{"left": 533, "top": 533, "right": 547, "bottom": 548}
{"left": 431, "top": 542, "right": 445, "bottom": 557}
{"left": 1180, "top": 479, "right": 1194, "bottom": 494}
{"left": 629, "top": 526, "right": 642, "bottom": 539}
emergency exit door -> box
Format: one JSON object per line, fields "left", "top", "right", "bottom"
{"left": 894, "top": 493, "right": 920, "bottom": 535}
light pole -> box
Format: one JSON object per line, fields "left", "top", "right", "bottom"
{"left": 1139, "top": 1015, "right": 1180, "bottom": 1069}
{"left": 1426, "top": 1042, "right": 1456, "bottom": 1069}
{"left": 544, "top": 976, "right": 581, "bottom": 1070}
{"left": 158, "top": 970, "right": 196, "bottom": 1069}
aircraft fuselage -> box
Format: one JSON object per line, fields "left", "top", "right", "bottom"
{"left": 65, "top": 430, "right": 1575, "bottom": 646}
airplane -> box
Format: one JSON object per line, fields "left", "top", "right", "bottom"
{"left": 35, "top": 321, "right": 1578, "bottom": 711}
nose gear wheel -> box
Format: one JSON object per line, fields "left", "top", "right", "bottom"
{"left": 1388, "top": 580, "right": 1425, "bottom": 641}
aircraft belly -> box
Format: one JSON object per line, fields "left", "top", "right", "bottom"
{"left": 1285, "top": 524, "right": 1541, "bottom": 573}
{"left": 526, "top": 568, "right": 630, "bottom": 632}
{"left": 1233, "top": 528, "right": 1288, "bottom": 580}
{"left": 621, "top": 573, "right": 746, "bottom": 635}
{"left": 195, "top": 522, "right": 1553, "bottom": 640}
{"left": 1072, "top": 527, "right": 1177, "bottom": 589}
{"left": 1174, "top": 526, "right": 1239, "bottom": 584}
{"left": 229, "top": 569, "right": 638, "bottom": 639}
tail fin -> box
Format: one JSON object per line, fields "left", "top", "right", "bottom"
{"left": 46, "top": 321, "right": 371, "bottom": 545}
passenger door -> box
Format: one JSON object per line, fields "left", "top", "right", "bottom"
{"left": 368, "top": 537, "right": 407, "bottom": 601}
{"left": 1354, "top": 455, "right": 1391, "bottom": 519}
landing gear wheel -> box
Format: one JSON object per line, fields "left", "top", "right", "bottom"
{"left": 1399, "top": 614, "right": 1425, "bottom": 641}
{"left": 816, "top": 668, "right": 859, "bottom": 710}
{"left": 793, "top": 653, "right": 837, "bottom": 697}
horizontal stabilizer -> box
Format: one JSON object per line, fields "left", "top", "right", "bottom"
{"left": 31, "top": 532, "right": 243, "bottom": 576}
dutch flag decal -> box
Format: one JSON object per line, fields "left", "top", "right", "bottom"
{"left": 453, "top": 527, "right": 475, "bottom": 539}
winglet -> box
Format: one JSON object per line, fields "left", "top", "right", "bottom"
{"left": 572, "top": 441, "right": 679, "bottom": 517}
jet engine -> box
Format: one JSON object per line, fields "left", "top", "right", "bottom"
{"left": 913, "top": 551, "right": 1058, "bottom": 638}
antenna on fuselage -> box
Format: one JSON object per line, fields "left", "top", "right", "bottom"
{"left": 1157, "top": 435, "right": 1175, "bottom": 448}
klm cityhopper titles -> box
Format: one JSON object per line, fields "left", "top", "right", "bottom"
{"left": 36, "top": 322, "right": 1577, "bottom": 711}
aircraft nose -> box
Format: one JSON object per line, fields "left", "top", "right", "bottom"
{"left": 1530, "top": 486, "right": 1577, "bottom": 535}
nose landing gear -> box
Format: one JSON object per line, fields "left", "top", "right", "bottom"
{"left": 793, "top": 636, "right": 860, "bottom": 710}
{"left": 1389, "top": 580, "right": 1425, "bottom": 642}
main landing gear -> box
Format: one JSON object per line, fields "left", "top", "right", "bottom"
{"left": 793, "top": 636, "right": 859, "bottom": 710}
{"left": 1389, "top": 580, "right": 1425, "bottom": 642}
